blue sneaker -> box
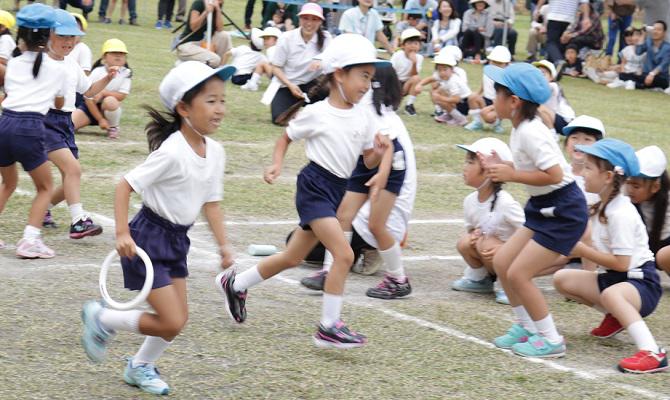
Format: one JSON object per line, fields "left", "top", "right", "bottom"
{"left": 154, "top": 20, "right": 162, "bottom": 29}
{"left": 511, "top": 334, "right": 566, "bottom": 358}
{"left": 493, "top": 324, "right": 531, "bottom": 349}
{"left": 163, "top": 20, "right": 172, "bottom": 29}
{"left": 124, "top": 357, "right": 170, "bottom": 395}
{"left": 495, "top": 290, "right": 510, "bottom": 305}
{"left": 493, "top": 121, "right": 505, "bottom": 134}
{"left": 451, "top": 276, "right": 494, "bottom": 293}
{"left": 80, "top": 300, "right": 114, "bottom": 363}
{"left": 464, "top": 120, "right": 484, "bottom": 131}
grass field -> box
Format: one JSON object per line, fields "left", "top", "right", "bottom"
{"left": 1, "top": 0, "right": 670, "bottom": 398}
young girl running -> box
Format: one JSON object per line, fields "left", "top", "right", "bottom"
{"left": 482, "top": 62, "right": 588, "bottom": 358}
{"left": 561, "top": 115, "right": 605, "bottom": 207}
{"left": 216, "top": 34, "right": 390, "bottom": 348}
{"left": 80, "top": 61, "right": 236, "bottom": 395}
{"left": 554, "top": 139, "right": 667, "bottom": 374}
{"left": 68, "top": 13, "right": 92, "bottom": 75}
{"left": 43, "top": 9, "right": 117, "bottom": 238}
{"left": 0, "top": 4, "right": 67, "bottom": 257}
{"left": 533, "top": 60, "right": 575, "bottom": 135}
{"left": 72, "top": 38, "right": 132, "bottom": 139}
{"left": 453, "top": 137, "right": 524, "bottom": 305}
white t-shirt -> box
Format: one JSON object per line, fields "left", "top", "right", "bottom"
{"left": 272, "top": 27, "right": 332, "bottom": 86}
{"left": 353, "top": 108, "right": 416, "bottom": 248}
{"left": 621, "top": 45, "right": 645, "bottom": 75}
{"left": 640, "top": 195, "right": 670, "bottom": 241}
{"left": 338, "top": 6, "right": 384, "bottom": 43}
{"left": 52, "top": 56, "right": 91, "bottom": 112}
{"left": 2, "top": 51, "right": 68, "bottom": 115}
{"left": 591, "top": 194, "right": 655, "bottom": 270}
{"left": 230, "top": 45, "right": 267, "bottom": 76}
{"left": 463, "top": 190, "right": 525, "bottom": 242}
{"left": 545, "top": 82, "right": 575, "bottom": 121}
{"left": 482, "top": 73, "right": 496, "bottom": 101}
{"left": 434, "top": 71, "right": 472, "bottom": 99}
{"left": 266, "top": 45, "right": 277, "bottom": 64}
{"left": 455, "top": 66, "right": 468, "bottom": 84}
{"left": 286, "top": 99, "right": 377, "bottom": 179}
{"left": 510, "top": 117, "right": 574, "bottom": 196}
{"left": 89, "top": 65, "right": 132, "bottom": 95}
{"left": 391, "top": 50, "right": 423, "bottom": 82}
{"left": 69, "top": 42, "right": 92, "bottom": 73}
{"left": 124, "top": 131, "right": 225, "bottom": 226}
{"left": 0, "top": 34, "right": 16, "bottom": 61}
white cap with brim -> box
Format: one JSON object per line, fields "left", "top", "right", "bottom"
{"left": 439, "top": 45, "right": 462, "bottom": 62}
{"left": 636, "top": 145, "right": 667, "bottom": 178}
{"left": 561, "top": 115, "right": 606, "bottom": 137}
{"left": 533, "top": 59, "right": 557, "bottom": 79}
{"left": 259, "top": 26, "right": 282, "bottom": 38}
{"left": 401, "top": 28, "right": 422, "bottom": 43}
{"left": 159, "top": 61, "right": 236, "bottom": 111}
{"left": 433, "top": 53, "right": 457, "bottom": 66}
{"left": 318, "top": 33, "right": 390, "bottom": 74}
{"left": 456, "top": 137, "right": 513, "bottom": 162}
{"left": 487, "top": 46, "right": 511, "bottom": 63}
{"left": 251, "top": 27, "right": 264, "bottom": 49}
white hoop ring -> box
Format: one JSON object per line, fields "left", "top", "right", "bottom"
{"left": 99, "top": 247, "right": 154, "bottom": 310}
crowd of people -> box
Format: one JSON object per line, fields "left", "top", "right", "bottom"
{"left": 1, "top": 0, "right": 670, "bottom": 397}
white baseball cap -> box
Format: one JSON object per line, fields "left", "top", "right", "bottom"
{"left": 533, "top": 59, "right": 557, "bottom": 79}
{"left": 433, "top": 53, "right": 457, "bottom": 66}
{"left": 259, "top": 26, "right": 282, "bottom": 38}
{"left": 456, "top": 137, "right": 513, "bottom": 162}
{"left": 561, "top": 115, "right": 606, "bottom": 137}
{"left": 636, "top": 145, "right": 667, "bottom": 178}
{"left": 250, "top": 27, "right": 264, "bottom": 49}
{"left": 400, "top": 28, "right": 422, "bottom": 43}
{"left": 439, "top": 45, "right": 462, "bottom": 62}
{"left": 487, "top": 46, "right": 511, "bottom": 63}
{"left": 317, "top": 33, "right": 389, "bottom": 74}
{"left": 159, "top": 61, "right": 236, "bottom": 111}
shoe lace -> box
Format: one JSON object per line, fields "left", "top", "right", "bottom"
{"left": 138, "top": 363, "right": 160, "bottom": 380}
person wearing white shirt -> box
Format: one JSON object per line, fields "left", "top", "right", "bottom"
{"left": 431, "top": 0, "right": 461, "bottom": 52}
{"left": 489, "top": 0, "right": 517, "bottom": 57}
{"left": 68, "top": 12, "right": 92, "bottom": 75}
{"left": 469, "top": 45, "right": 510, "bottom": 133}
{"left": 230, "top": 26, "right": 281, "bottom": 92}
{"left": 0, "top": 12, "right": 16, "bottom": 87}
{"left": 391, "top": 28, "right": 424, "bottom": 115}
{"left": 533, "top": 0, "right": 592, "bottom": 64}
{"left": 533, "top": 60, "right": 575, "bottom": 134}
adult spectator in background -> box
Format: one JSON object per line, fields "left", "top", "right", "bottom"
{"left": 404, "top": 0, "right": 438, "bottom": 40}
{"left": 263, "top": 1, "right": 299, "bottom": 30}
{"left": 175, "top": 0, "right": 187, "bottom": 22}
{"left": 489, "top": 0, "right": 517, "bottom": 58}
{"left": 560, "top": 2, "right": 603, "bottom": 54}
{"left": 431, "top": 0, "right": 461, "bottom": 53}
{"left": 534, "top": 0, "right": 592, "bottom": 67}
{"left": 175, "top": 0, "right": 232, "bottom": 67}
{"left": 604, "top": 0, "right": 635, "bottom": 60}
{"left": 58, "top": 0, "right": 93, "bottom": 20}
{"left": 638, "top": 0, "right": 670, "bottom": 41}
{"left": 270, "top": 3, "right": 331, "bottom": 124}
{"left": 98, "top": 0, "right": 138, "bottom": 25}
{"left": 339, "top": 0, "right": 395, "bottom": 53}
{"left": 633, "top": 20, "right": 670, "bottom": 90}
{"left": 526, "top": 2, "right": 548, "bottom": 61}
{"left": 460, "top": 0, "right": 492, "bottom": 62}
{"left": 244, "top": 0, "right": 266, "bottom": 30}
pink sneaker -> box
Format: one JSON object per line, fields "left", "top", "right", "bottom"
{"left": 107, "top": 127, "right": 120, "bottom": 139}
{"left": 448, "top": 113, "right": 468, "bottom": 126}
{"left": 434, "top": 112, "right": 452, "bottom": 124}
{"left": 16, "top": 238, "right": 56, "bottom": 259}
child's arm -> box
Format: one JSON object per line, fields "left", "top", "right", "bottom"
{"left": 571, "top": 242, "right": 631, "bottom": 272}
{"left": 84, "top": 97, "right": 108, "bottom": 129}
{"left": 264, "top": 132, "right": 292, "bottom": 183}
{"left": 54, "top": 96, "right": 64, "bottom": 110}
{"left": 363, "top": 136, "right": 393, "bottom": 200}
{"left": 222, "top": 50, "right": 232, "bottom": 65}
{"left": 415, "top": 75, "right": 436, "bottom": 93}
{"left": 203, "top": 201, "right": 234, "bottom": 269}
{"left": 114, "top": 178, "right": 137, "bottom": 258}
{"left": 83, "top": 66, "right": 118, "bottom": 98}
{"left": 487, "top": 162, "right": 563, "bottom": 186}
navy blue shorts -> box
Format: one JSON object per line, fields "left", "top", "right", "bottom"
{"left": 484, "top": 97, "right": 494, "bottom": 107}
{"left": 77, "top": 100, "right": 101, "bottom": 126}
{"left": 597, "top": 261, "right": 662, "bottom": 318}
{"left": 0, "top": 110, "right": 48, "bottom": 172}
{"left": 524, "top": 181, "right": 588, "bottom": 256}
{"left": 456, "top": 99, "right": 469, "bottom": 115}
{"left": 121, "top": 206, "right": 192, "bottom": 291}
{"left": 347, "top": 138, "right": 406, "bottom": 195}
{"left": 231, "top": 74, "right": 252, "bottom": 85}
{"left": 554, "top": 114, "right": 568, "bottom": 133}
{"left": 295, "top": 162, "right": 347, "bottom": 230}
{"left": 75, "top": 92, "right": 85, "bottom": 109}
{"left": 44, "top": 109, "right": 79, "bottom": 159}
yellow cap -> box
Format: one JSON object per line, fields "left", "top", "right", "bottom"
{"left": 70, "top": 12, "right": 87, "bottom": 31}
{"left": 0, "top": 10, "right": 16, "bottom": 30}
{"left": 101, "top": 38, "right": 128, "bottom": 55}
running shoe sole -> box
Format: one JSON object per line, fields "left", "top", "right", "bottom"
{"left": 214, "top": 271, "right": 243, "bottom": 323}
{"left": 617, "top": 365, "right": 670, "bottom": 374}
{"left": 591, "top": 327, "right": 624, "bottom": 339}
{"left": 312, "top": 336, "right": 366, "bottom": 349}
{"left": 70, "top": 226, "right": 103, "bottom": 239}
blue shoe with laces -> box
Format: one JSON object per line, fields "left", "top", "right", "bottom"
{"left": 511, "top": 334, "right": 566, "bottom": 358}
{"left": 123, "top": 357, "right": 170, "bottom": 395}
{"left": 80, "top": 300, "right": 114, "bottom": 363}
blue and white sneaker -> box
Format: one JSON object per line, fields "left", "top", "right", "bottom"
{"left": 464, "top": 120, "right": 484, "bottom": 132}
{"left": 80, "top": 300, "right": 114, "bottom": 363}
{"left": 124, "top": 357, "right": 170, "bottom": 395}
{"left": 495, "top": 289, "right": 510, "bottom": 305}
{"left": 451, "top": 276, "right": 494, "bottom": 293}
{"left": 493, "top": 121, "right": 505, "bottom": 134}
{"left": 493, "top": 324, "right": 531, "bottom": 349}
{"left": 511, "top": 334, "right": 566, "bottom": 358}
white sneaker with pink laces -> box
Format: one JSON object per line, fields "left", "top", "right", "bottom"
{"left": 107, "top": 127, "right": 120, "bottom": 139}
{"left": 16, "top": 238, "right": 56, "bottom": 259}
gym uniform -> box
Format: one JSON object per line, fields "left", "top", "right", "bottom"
{"left": 434, "top": 70, "right": 472, "bottom": 115}
{"left": 77, "top": 65, "right": 131, "bottom": 125}
{"left": 463, "top": 190, "right": 525, "bottom": 241}
{"left": 229, "top": 45, "right": 267, "bottom": 85}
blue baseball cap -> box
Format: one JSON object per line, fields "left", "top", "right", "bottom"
{"left": 53, "top": 9, "right": 84, "bottom": 36}
{"left": 484, "top": 63, "right": 551, "bottom": 105}
{"left": 16, "top": 3, "right": 59, "bottom": 29}
{"left": 575, "top": 138, "right": 640, "bottom": 177}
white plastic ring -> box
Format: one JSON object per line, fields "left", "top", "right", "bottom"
{"left": 99, "top": 247, "right": 154, "bottom": 310}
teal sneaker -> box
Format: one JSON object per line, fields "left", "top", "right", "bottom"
{"left": 512, "top": 335, "right": 566, "bottom": 358}
{"left": 124, "top": 357, "right": 170, "bottom": 395}
{"left": 451, "top": 276, "right": 494, "bottom": 293}
{"left": 464, "top": 120, "right": 484, "bottom": 131}
{"left": 495, "top": 290, "right": 510, "bottom": 305}
{"left": 493, "top": 122, "right": 505, "bottom": 134}
{"left": 81, "top": 300, "right": 114, "bottom": 363}
{"left": 493, "top": 324, "right": 532, "bottom": 349}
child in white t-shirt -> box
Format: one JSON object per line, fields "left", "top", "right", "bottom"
{"left": 534, "top": 60, "right": 575, "bottom": 135}
{"left": 391, "top": 28, "right": 423, "bottom": 116}
{"left": 227, "top": 27, "right": 281, "bottom": 92}
{"left": 468, "top": 46, "right": 510, "bottom": 134}
{"left": 606, "top": 27, "right": 647, "bottom": 90}
{"left": 68, "top": 12, "right": 92, "bottom": 75}
{"left": 0, "top": 9, "right": 16, "bottom": 87}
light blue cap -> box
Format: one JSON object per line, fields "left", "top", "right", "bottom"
{"left": 484, "top": 63, "right": 551, "bottom": 105}
{"left": 16, "top": 3, "right": 59, "bottom": 29}
{"left": 575, "top": 138, "right": 640, "bottom": 177}
{"left": 53, "top": 9, "right": 84, "bottom": 36}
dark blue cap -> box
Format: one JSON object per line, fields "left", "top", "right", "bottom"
{"left": 575, "top": 138, "right": 640, "bottom": 177}
{"left": 16, "top": 3, "right": 58, "bottom": 29}
{"left": 484, "top": 63, "right": 551, "bottom": 105}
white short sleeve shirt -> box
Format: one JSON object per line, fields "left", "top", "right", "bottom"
{"left": 391, "top": 50, "right": 423, "bottom": 82}
{"left": 89, "top": 65, "right": 132, "bottom": 94}
{"left": 231, "top": 45, "right": 267, "bottom": 76}
{"left": 272, "top": 27, "right": 332, "bottom": 86}
{"left": 53, "top": 56, "right": 92, "bottom": 112}
{"left": 69, "top": 42, "right": 93, "bottom": 73}
{"left": 2, "top": 52, "right": 68, "bottom": 114}
{"left": 0, "top": 34, "right": 16, "bottom": 61}
{"left": 339, "top": 6, "right": 384, "bottom": 43}
{"left": 463, "top": 190, "right": 525, "bottom": 242}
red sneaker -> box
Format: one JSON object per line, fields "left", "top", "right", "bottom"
{"left": 618, "top": 350, "right": 669, "bottom": 374}
{"left": 590, "top": 314, "right": 623, "bottom": 338}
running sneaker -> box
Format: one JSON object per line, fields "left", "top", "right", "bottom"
{"left": 163, "top": 20, "right": 172, "bottom": 29}
{"left": 404, "top": 104, "right": 417, "bottom": 116}
{"left": 493, "top": 121, "right": 505, "bottom": 134}
{"left": 493, "top": 324, "right": 532, "bottom": 349}
{"left": 240, "top": 81, "right": 259, "bottom": 91}
{"left": 464, "top": 120, "right": 484, "bottom": 131}
{"left": 70, "top": 216, "right": 103, "bottom": 239}
{"left": 448, "top": 112, "right": 468, "bottom": 126}
{"left": 357, "top": 248, "right": 383, "bottom": 275}
{"left": 618, "top": 349, "right": 669, "bottom": 374}
{"left": 511, "top": 334, "right": 566, "bottom": 358}
{"left": 451, "top": 276, "right": 494, "bottom": 293}
{"left": 495, "top": 289, "right": 510, "bottom": 305}
{"left": 366, "top": 274, "right": 412, "bottom": 299}
{"left": 624, "top": 80, "right": 636, "bottom": 90}
{"left": 606, "top": 79, "right": 625, "bottom": 89}
{"left": 215, "top": 270, "right": 247, "bottom": 323}
{"left": 16, "top": 238, "right": 55, "bottom": 259}
{"left": 81, "top": 300, "right": 114, "bottom": 363}
{"left": 434, "top": 112, "right": 452, "bottom": 124}
{"left": 300, "top": 270, "right": 327, "bottom": 291}
{"left": 43, "top": 210, "right": 57, "bottom": 228}
{"left": 590, "top": 313, "right": 623, "bottom": 339}
{"left": 123, "top": 357, "right": 170, "bottom": 395}
{"left": 107, "top": 127, "right": 120, "bottom": 139}
{"left": 154, "top": 20, "right": 163, "bottom": 29}
{"left": 313, "top": 321, "right": 367, "bottom": 349}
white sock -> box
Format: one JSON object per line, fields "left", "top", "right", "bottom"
{"left": 379, "top": 241, "right": 405, "bottom": 280}
{"left": 628, "top": 320, "right": 659, "bottom": 353}
{"left": 434, "top": 105, "right": 443, "bottom": 113}
{"left": 98, "top": 308, "right": 142, "bottom": 333}
{"left": 69, "top": 203, "right": 85, "bottom": 224}
{"left": 464, "top": 265, "right": 488, "bottom": 281}
{"left": 249, "top": 72, "right": 261, "bottom": 85}
{"left": 103, "top": 107, "right": 122, "bottom": 127}
{"left": 323, "top": 231, "right": 352, "bottom": 272}
{"left": 321, "top": 293, "right": 343, "bottom": 328}
{"left": 469, "top": 109, "right": 482, "bottom": 123}
{"left": 232, "top": 265, "right": 264, "bottom": 292}
{"left": 512, "top": 305, "right": 538, "bottom": 334}
{"left": 449, "top": 109, "right": 464, "bottom": 119}
{"left": 534, "top": 314, "right": 562, "bottom": 344}
{"left": 406, "top": 95, "right": 416, "bottom": 105}
{"left": 133, "top": 336, "right": 172, "bottom": 366}
{"left": 23, "top": 225, "right": 41, "bottom": 241}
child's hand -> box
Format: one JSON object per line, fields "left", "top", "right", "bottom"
{"left": 480, "top": 245, "right": 500, "bottom": 263}
{"left": 365, "top": 172, "right": 388, "bottom": 202}
{"left": 414, "top": 83, "right": 423, "bottom": 94}
{"left": 308, "top": 60, "right": 322, "bottom": 72}
{"left": 106, "top": 66, "right": 119, "bottom": 79}
{"left": 569, "top": 242, "right": 584, "bottom": 258}
{"left": 93, "top": 92, "right": 105, "bottom": 103}
{"left": 264, "top": 163, "right": 281, "bottom": 184}
{"left": 220, "top": 244, "right": 235, "bottom": 269}
{"left": 287, "top": 83, "right": 304, "bottom": 99}
{"left": 477, "top": 149, "right": 503, "bottom": 169}
{"left": 373, "top": 132, "right": 390, "bottom": 156}
{"left": 469, "top": 229, "right": 481, "bottom": 247}
{"left": 116, "top": 232, "right": 137, "bottom": 258}
{"left": 99, "top": 118, "right": 110, "bottom": 130}
{"left": 408, "top": 52, "right": 417, "bottom": 63}
{"left": 486, "top": 163, "right": 515, "bottom": 183}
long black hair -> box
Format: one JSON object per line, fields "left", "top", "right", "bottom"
{"left": 635, "top": 171, "right": 670, "bottom": 253}
{"left": 12, "top": 26, "right": 50, "bottom": 78}
{"left": 372, "top": 65, "right": 402, "bottom": 116}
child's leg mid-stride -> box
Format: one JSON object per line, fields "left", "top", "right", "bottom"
{"left": 0, "top": 165, "right": 18, "bottom": 248}
{"left": 15, "top": 162, "right": 55, "bottom": 259}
